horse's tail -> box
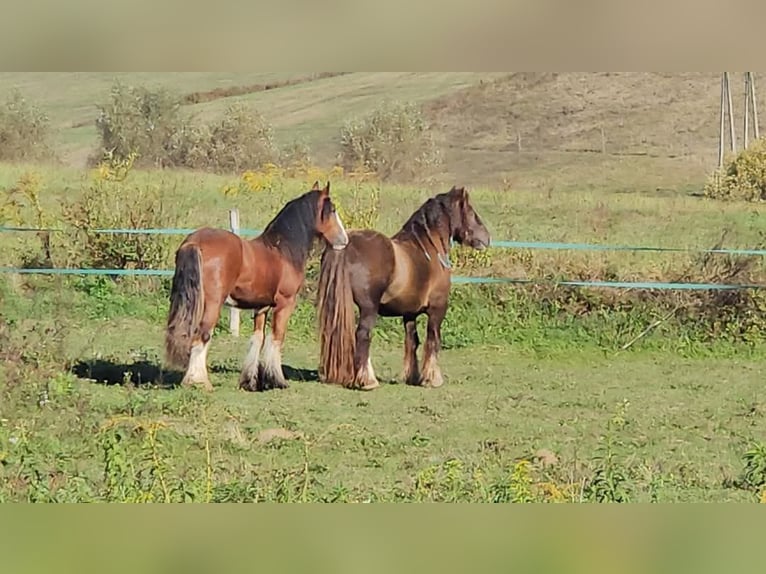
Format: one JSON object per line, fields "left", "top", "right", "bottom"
{"left": 165, "top": 243, "right": 205, "bottom": 368}
{"left": 317, "top": 246, "right": 356, "bottom": 386}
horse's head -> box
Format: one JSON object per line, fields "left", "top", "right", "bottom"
{"left": 448, "top": 186, "right": 490, "bottom": 250}
{"left": 312, "top": 181, "right": 349, "bottom": 251}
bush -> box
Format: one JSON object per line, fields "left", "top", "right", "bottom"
{"left": 338, "top": 100, "right": 441, "bottom": 181}
{"left": 280, "top": 138, "right": 313, "bottom": 170}
{"left": 203, "top": 103, "right": 279, "bottom": 172}
{"left": 94, "top": 82, "right": 184, "bottom": 169}
{"left": 94, "top": 82, "right": 286, "bottom": 173}
{"left": 705, "top": 138, "right": 766, "bottom": 201}
{"left": 0, "top": 172, "right": 55, "bottom": 267}
{"left": 60, "top": 153, "right": 179, "bottom": 270}
{"left": 0, "top": 90, "right": 54, "bottom": 162}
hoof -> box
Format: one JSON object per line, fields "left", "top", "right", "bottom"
{"left": 422, "top": 377, "right": 444, "bottom": 389}
{"left": 256, "top": 364, "right": 289, "bottom": 391}
{"left": 239, "top": 378, "right": 259, "bottom": 392}
{"left": 359, "top": 380, "right": 380, "bottom": 391}
{"left": 181, "top": 377, "right": 213, "bottom": 391}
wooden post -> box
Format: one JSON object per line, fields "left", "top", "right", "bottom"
{"left": 750, "top": 72, "right": 760, "bottom": 140}
{"left": 725, "top": 72, "right": 737, "bottom": 153}
{"left": 744, "top": 73, "right": 751, "bottom": 149}
{"left": 229, "top": 208, "right": 240, "bottom": 337}
{"left": 719, "top": 73, "right": 726, "bottom": 168}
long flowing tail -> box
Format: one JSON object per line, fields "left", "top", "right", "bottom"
{"left": 317, "top": 246, "right": 356, "bottom": 386}
{"left": 165, "top": 244, "right": 205, "bottom": 368}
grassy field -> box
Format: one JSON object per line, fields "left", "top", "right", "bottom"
{"left": 2, "top": 265, "right": 766, "bottom": 503}
{"left": 2, "top": 73, "right": 766, "bottom": 502}
{"left": 2, "top": 161, "right": 766, "bottom": 502}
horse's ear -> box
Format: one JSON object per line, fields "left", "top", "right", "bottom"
{"left": 451, "top": 185, "right": 467, "bottom": 200}
{"left": 321, "top": 181, "right": 330, "bottom": 197}
{"left": 311, "top": 181, "right": 321, "bottom": 191}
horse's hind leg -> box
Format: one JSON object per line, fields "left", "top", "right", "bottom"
{"left": 182, "top": 300, "right": 221, "bottom": 392}
{"left": 420, "top": 304, "right": 446, "bottom": 388}
{"left": 257, "top": 295, "right": 296, "bottom": 391}
{"left": 402, "top": 314, "right": 421, "bottom": 385}
{"left": 354, "top": 305, "right": 380, "bottom": 391}
{"left": 239, "top": 310, "right": 267, "bottom": 391}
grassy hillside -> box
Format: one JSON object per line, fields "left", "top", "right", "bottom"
{"left": 0, "top": 72, "right": 504, "bottom": 169}
{"left": 0, "top": 72, "right": 745, "bottom": 189}
{"left": 424, "top": 72, "right": 741, "bottom": 189}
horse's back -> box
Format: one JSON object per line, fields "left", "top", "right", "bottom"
{"left": 179, "top": 227, "right": 244, "bottom": 283}
{"left": 338, "top": 229, "right": 396, "bottom": 294}
{"left": 181, "top": 227, "right": 239, "bottom": 246}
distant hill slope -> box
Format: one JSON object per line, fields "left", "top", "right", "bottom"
{"left": 0, "top": 72, "right": 756, "bottom": 192}
{"left": 423, "top": 72, "right": 749, "bottom": 191}
{"left": 0, "top": 72, "right": 502, "bottom": 168}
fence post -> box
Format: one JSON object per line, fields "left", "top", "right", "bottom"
{"left": 229, "top": 208, "right": 240, "bottom": 337}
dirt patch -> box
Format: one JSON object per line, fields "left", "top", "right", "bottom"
{"left": 257, "top": 428, "right": 304, "bottom": 444}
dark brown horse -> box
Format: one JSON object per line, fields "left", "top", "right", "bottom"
{"left": 165, "top": 181, "right": 348, "bottom": 392}
{"left": 317, "top": 186, "right": 490, "bottom": 391}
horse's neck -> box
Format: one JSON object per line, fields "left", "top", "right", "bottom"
{"left": 252, "top": 231, "right": 312, "bottom": 270}
{"left": 396, "top": 224, "right": 449, "bottom": 264}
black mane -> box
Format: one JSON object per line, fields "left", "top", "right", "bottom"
{"left": 259, "top": 189, "right": 321, "bottom": 268}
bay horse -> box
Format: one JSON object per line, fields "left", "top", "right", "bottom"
{"left": 165, "top": 181, "right": 348, "bottom": 392}
{"left": 317, "top": 185, "right": 490, "bottom": 391}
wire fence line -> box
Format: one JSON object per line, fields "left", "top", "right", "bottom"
{"left": 1, "top": 225, "right": 765, "bottom": 291}
{"left": 3, "top": 225, "right": 766, "bottom": 257}
{"left": 0, "top": 266, "right": 763, "bottom": 292}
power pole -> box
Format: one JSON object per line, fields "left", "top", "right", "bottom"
{"left": 751, "top": 72, "right": 760, "bottom": 140}
{"left": 744, "top": 73, "right": 751, "bottom": 149}
{"left": 719, "top": 73, "right": 735, "bottom": 168}
{"left": 719, "top": 72, "right": 761, "bottom": 166}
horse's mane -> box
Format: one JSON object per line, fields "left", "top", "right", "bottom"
{"left": 259, "top": 189, "right": 320, "bottom": 268}
{"left": 393, "top": 189, "right": 456, "bottom": 250}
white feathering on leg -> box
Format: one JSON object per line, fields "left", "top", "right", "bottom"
{"left": 241, "top": 331, "right": 264, "bottom": 383}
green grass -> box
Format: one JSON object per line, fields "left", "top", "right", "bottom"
{"left": 2, "top": 288, "right": 765, "bottom": 503}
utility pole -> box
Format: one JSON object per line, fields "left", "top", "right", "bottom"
{"left": 719, "top": 72, "right": 760, "bottom": 167}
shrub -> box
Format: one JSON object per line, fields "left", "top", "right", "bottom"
{"left": 704, "top": 138, "right": 766, "bottom": 201}
{"left": 203, "top": 103, "right": 279, "bottom": 172}
{"left": 94, "top": 82, "right": 184, "bottom": 168}
{"left": 735, "top": 442, "right": 766, "bottom": 493}
{"left": 338, "top": 100, "right": 441, "bottom": 181}
{"left": 60, "top": 152, "right": 179, "bottom": 270}
{"left": 0, "top": 171, "right": 58, "bottom": 267}
{"left": 93, "top": 82, "right": 284, "bottom": 173}
{"left": 280, "top": 138, "right": 313, "bottom": 170}
{"left": 0, "top": 90, "right": 54, "bottom": 162}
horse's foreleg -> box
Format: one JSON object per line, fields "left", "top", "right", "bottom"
{"left": 239, "top": 310, "right": 267, "bottom": 391}
{"left": 420, "top": 305, "right": 446, "bottom": 388}
{"left": 258, "top": 296, "right": 296, "bottom": 390}
{"left": 402, "top": 314, "right": 421, "bottom": 385}
{"left": 353, "top": 306, "right": 380, "bottom": 391}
